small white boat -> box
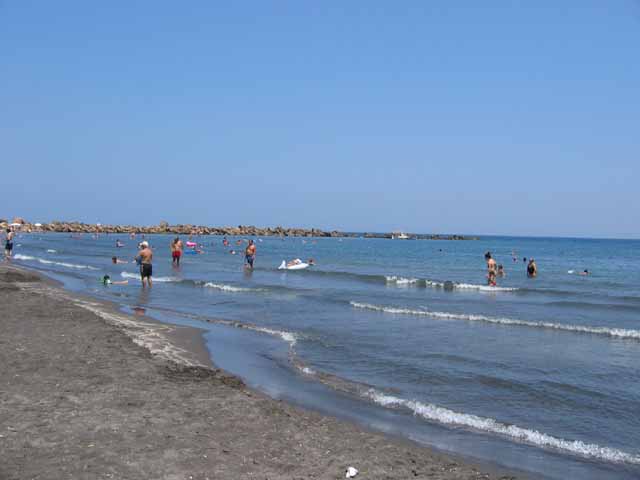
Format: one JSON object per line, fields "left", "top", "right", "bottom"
{"left": 391, "top": 232, "right": 410, "bottom": 240}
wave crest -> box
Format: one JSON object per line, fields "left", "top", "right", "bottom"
{"left": 203, "top": 282, "right": 259, "bottom": 293}
{"left": 349, "top": 302, "right": 640, "bottom": 340}
{"left": 365, "top": 389, "right": 640, "bottom": 465}
{"left": 120, "top": 272, "right": 179, "bottom": 283}
{"left": 14, "top": 254, "right": 98, "bottom": 271}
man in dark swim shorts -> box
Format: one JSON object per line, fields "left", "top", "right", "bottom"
{"left": 245, "top": 239, "right": 256, "bottom": 269}
{"left": 4, "top": 228, "right": 14, "bottom": 259}
{"left": 136, "top": 241, "right": 153, "bottom": 287}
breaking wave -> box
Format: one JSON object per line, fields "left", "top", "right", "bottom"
{"left": 350, "top": 302, "right": 640, "bottom": 340}
{"left": 14, "top": 254, "right": 98, "bottom": 271}
{"left": 384, "top": 276, "right": 518, "bottom": 292}
{"left": 251, "top": 326, "right": 298, "bottom": 346}
{"left": 120, "top": 272, "right": 180, "bottom": 283}
{"left": 365, "top": 389, "right": 640, "bottom": 465}
{"left": 202, "top": 282, "right": 262, "bottom": 293}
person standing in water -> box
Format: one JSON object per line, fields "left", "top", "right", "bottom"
{"left": 136, "top": 241, "right": 153, "bottom": 287}
{"left": 4, "top": 228, "right": 14, "bottom": 260}
{"left": 485, "top": 252, "right": 497, "bottom": 286}
{"left": 245, "top": 239, "right": 256, "bottom": 269}
{"left": 527, "top": 258, "right": 537, "bottom": 278}
{"left": 170, "top": 237, "right": 183, "bottom": 266}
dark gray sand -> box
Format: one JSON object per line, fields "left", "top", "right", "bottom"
{"left": 0, "top": 265, "right": 524, "bottom": 480}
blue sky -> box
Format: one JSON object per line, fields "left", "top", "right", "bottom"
{"left": 1, "top": 2, "right": 638, "bottom": 238}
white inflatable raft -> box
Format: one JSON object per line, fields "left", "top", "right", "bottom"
{"left": 278, "top": 259, "right": 310, "bottom": 270}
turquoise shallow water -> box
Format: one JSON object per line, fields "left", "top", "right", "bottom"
{"left": 11, "top": 232, "right": 640, "bottom": 479}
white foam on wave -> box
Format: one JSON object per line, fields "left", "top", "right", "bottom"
{"left": 251, "top": 326, "right": 298, "bottom": 346}
{"left": 203, "top": 282, "right": 256, "bottom": 293}
{"left": 46, "top": 249, "right": 57, "bottom": 253}
{"left": 120, "top": 272, "right": 179, "bottom": 283}
{"left": 350, "top": 302, "right": 640, "bottom": 340}
{"left": 385, "top": 275, "right": 517, "bottom": 292}
{"left": 365, "top": 389, "right": 640, "bottom": 465}
{"left": 385, "top": 276, "right": 420, "bottom": 285}
{"left": 14, "top": 254, "right": 98, "bottom": 271}
{"left": 455, "top": 282, "right": 518, "bottom": 292}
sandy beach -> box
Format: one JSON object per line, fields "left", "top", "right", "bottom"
{"left": 0, "top": 264, "right": 524, "bottom": 480}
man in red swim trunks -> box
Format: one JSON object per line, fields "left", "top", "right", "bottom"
{"left": 171, "top": 237, "right": 183, "bottom": 266}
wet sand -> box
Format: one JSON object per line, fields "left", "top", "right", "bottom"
{"left": 0, "top": 264, "right": 525, "bottom": 479}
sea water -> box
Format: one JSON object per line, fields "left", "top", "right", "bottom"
{"left": 11, "top": 233, "right": 640, "bottom": 479}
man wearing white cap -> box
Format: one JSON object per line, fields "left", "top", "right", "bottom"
{"left": 135, "top": 241, "right": 153, "bottom": 287}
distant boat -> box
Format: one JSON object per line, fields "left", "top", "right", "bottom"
{"left": 391, "top": 231, "right": 410, "bottom": 240}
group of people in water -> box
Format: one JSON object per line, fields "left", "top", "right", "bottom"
{"left": 485, "top": 251, "right": 538, "bottom": 286}
{"left": 108, "top": 236, "right": 259, "bottom": 288}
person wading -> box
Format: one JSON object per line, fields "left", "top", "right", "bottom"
{"left": 245, "top": 240, "right": 256, "bottom": 269}
{"left": 485, "top": 251, "right": 497, "bottom": 286}
{"left": 171, "top": 237, "right": 183, "bottom": 266}
{"left": 136, "top": 241, "right": 153, "bottom": 287}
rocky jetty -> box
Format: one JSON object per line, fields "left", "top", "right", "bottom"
{"left": 0, "top": 218, "right": 477, "bottom": 240}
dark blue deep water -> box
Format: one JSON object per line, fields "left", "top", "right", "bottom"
{"left": 11, "top": 232, "right": 640, "bottom": 479}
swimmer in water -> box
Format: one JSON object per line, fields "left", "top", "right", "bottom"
{"left": 101, "top": 275, "right": 128, "bottom": 286}
{"left": 115, "top": 240, "right": 125, "bottom": 248}
{"left": 497, "top": 264, "right": 505, "bottom": 277}
{"left": 308, "top": 258, "right": 315, "bottom": 266}
{"left": 580, "top": 269, "right": 590, "bottom": 276}
{"left": 111, "top": 256, "right": 129, "bottom": 264}
{"left": 527, "top": 258, "right": 537, "bottom": 278}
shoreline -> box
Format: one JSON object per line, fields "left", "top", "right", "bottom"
{"left": 1, "top": 263, "right": 527, "bottom": 479}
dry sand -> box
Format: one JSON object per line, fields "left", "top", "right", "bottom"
{"left": 0, "top": 265, "right": 525, "bottom": 480}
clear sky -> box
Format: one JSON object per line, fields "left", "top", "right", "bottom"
{"left": 1, "top": 1, "right": 639, "bottom": 238}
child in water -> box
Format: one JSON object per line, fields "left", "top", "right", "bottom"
{"left": 102, "top": 275, "right": 128, "bottom": 286}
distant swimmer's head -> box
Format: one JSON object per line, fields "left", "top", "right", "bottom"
{"left": 112, "top": 256, "right": 117, "bottom": 264}
{"left": 140, "top": 241, "right": 149, "bottom": 248}
{"left": 484, "top": 251, "right": 491, "bottom": 260}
